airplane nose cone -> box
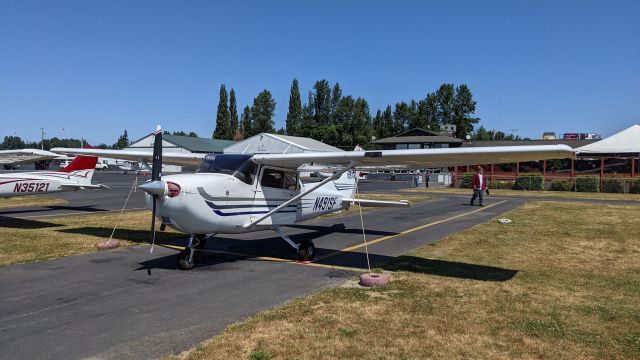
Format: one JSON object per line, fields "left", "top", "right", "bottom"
{"left": 139, "top": 180, "right": 166, "bottom": 197}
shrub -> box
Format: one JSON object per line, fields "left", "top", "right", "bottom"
{"left": 630, "top": 179, "right": 640, "bottom": 194}
{"left": 601, "top": 178, "right": 625, "bottom": 193}
{"left": 575, "top": 176, "right": 600, "bottom": 192}
{"left": 513, "top": 174, "right": 544, "bottom": 191}
{"left": 460, "top": 173, "right": 473, "bottom": 188}
{"left": 549, "top": 179, "right": 571, "bottom": 191}
{"left": 490, "top": 180, "right": 514, "bottom": 189}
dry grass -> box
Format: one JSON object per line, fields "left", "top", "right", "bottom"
{"left": 405, "top": 186, "right": 640, "bottom": 201}
{"left": 168, "top": 201, "right": 640, "bottom": 360}
{"left": 0, "top": 195, "right": 68, "bottom": 209}
{"left": 0, "top": 210, "right": 183, "bottom": 266}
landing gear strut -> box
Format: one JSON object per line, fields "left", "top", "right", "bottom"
{"left": 273, "top": 225, "right": 315, "bottom": 261}
{"left": 177, "top": 234, "right": 208, "bottom": 270}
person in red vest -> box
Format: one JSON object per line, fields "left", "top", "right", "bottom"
{"left": 470, "top": 167, "right": 488, "bottom": 206}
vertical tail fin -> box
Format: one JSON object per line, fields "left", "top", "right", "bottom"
{"left": 58, "top": 156, "right": 97, "bottom": 185}
{"left": 333, "top": 169, "right": 358, "bottom": 198}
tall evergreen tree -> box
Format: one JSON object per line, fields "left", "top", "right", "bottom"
{"left": 113, "top": 129, "right": 129, "bottom": 149}
{"left": 351, "top": 98, "right": 372, "bottom": 146}
{"left": 382, "top": 105, "right": 394, "bottom": 138}
{"left": 393, "top": 102, "right": 412, "bottom": 134}
{"left": 299, "top": 91, "right": 315, "bottom": 138}
{"left": 229, "top": 88, "right": 239, "bottom": 139}
{"left": 213, "top": 84, "right": 231, "bottom": 139}
{"left": 240, "top": 105, "right": 252, "bottom": 138}
{"left": 436, "top": 83, "right": 456, "bottom": 127}
{"left": 453, "top": 84, "right": 480, "bottom": 139}
{"left": 334, "top": 95, "right": 355, "bottom": 146}
{"left": 330, "top": 82, "right": 342, "bottom": 121}
{"left": 416, "top": 92, "right": 440, "bottom": 131}
{"left": 286, "top": 79, "right": 302, "bottom": 136}
{"left": 250, "top": 90, "right": 276, "bottom": 134}
{"left": 407, "top": 100, "right": 419, "bottom": 129}
{"left": 313, "top": 80, "right": 331, "bottom": 126}
{"left": 372, "top": 109, "right": 383, "bottom": 140}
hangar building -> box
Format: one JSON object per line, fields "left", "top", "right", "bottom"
{"left": 127, "top": 133, "right": 236, "bottom": 172}
{"left": 224, "top": 133, "right": 343, "bottom": 154}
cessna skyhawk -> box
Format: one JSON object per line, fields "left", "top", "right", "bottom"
{"left": 53, "top": 126, "right": 575, "bottom": 269}
{"left": 0, "top": 155, "right": 106, "bottom": 198}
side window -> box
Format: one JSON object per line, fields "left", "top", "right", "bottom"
{"left": 261, "top": 168, "right": 284, "bottom": 189}
{"left": 284, "top": 172, "right": 298, "bottom": 191}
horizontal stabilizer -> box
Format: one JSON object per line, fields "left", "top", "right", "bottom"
{"left": 60, "top": 184, "right": 110, "bottom": 190}
{"left": 342, "top": 198, "right": 411, "bottom": 208}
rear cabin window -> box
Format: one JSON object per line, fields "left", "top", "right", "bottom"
{"left": 261, "top": 168, "right": 298, "bottom": 190}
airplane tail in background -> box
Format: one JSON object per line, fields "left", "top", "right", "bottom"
{"left": 58, "top": 156, "right": 97, "bottom": 185}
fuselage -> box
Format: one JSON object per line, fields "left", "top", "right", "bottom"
{"left": 0, "top": 170, "right": 94, "bottom": 198}
{"left": 148, "top": 166, "right": 357, "bottom": 235}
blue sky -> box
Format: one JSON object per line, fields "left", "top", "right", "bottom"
{"left": 1, "top": 0, "right": 638, "bottom": 145}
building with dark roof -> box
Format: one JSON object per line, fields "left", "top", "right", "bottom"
{"left": 370, "top": 128, "right": 463, "bottom": 150}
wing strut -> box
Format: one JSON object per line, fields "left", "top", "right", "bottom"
{"left": 241, "top": 162, "right": 355, "bottom": 229}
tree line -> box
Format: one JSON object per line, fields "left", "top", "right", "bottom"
{"left": 212, "top": 79, "right": 482, "bottom": 148}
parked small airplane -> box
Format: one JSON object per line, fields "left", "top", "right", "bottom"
{"left": 0, "top": 155, "right": 107, "bottom": 198}
{"left": 53, "top": 126, "right": 575, "bottom": 269}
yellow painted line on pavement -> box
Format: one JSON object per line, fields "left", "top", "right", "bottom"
{"left": 159, "top": 245, "right": 367, "bottom": 272}
{"left": 314, "top": 200, "right": 509, "bottom": 262}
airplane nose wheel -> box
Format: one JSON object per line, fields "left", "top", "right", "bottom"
{"left": 297, "top": 240, "right": 315, "bottom": 261}
{"left": 177, "top": 249, "right": 195, "bottom": 270}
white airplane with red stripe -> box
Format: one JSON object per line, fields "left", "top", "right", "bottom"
{"left": 0, "top": 156, "right": 105, "bottom": 198}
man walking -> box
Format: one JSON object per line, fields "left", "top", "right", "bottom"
{"left": 470, "top": 167, "right": 488, "bottom": 206}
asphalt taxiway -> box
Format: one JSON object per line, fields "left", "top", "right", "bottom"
{"left": 0, "top": 188, "right": 523, "bottom": 360}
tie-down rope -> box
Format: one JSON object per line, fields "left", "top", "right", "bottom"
{"left": 354, "top": 173, "right": 372, "bottom": 275}
{"left": 106, "top": 175, "right": 139, "bottom": 243}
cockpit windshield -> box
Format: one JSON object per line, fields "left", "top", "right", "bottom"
{"left": 196, "top": 154, "right": 256, "bottom": 184}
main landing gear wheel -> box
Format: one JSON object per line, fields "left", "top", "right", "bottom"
{"left": 177, "top": 249, "right": 195, "bottom": 270}
{"left": 297, "top": 241, "right": 315, "bottom": 261}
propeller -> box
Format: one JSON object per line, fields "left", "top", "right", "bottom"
{"left": 138, "top": 125, "right": 165, "bottom": 259}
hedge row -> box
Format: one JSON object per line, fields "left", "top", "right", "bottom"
{"left": 549, "top": 179, "right": 572, "bottom": 191}
{"left": 459, "top": 174, "right": 640, "bottom": 193}
{"left": 512, "top": 174, "right": 544, "bottom": 191}
{"left": 575, "top": 176, "right": 600, "bottom": 192}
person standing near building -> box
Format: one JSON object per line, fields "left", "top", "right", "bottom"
{"left": 470, "top": 167, "right": 488, "bottom": 206}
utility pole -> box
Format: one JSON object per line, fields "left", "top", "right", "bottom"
{"left": 40, "top": 128, "right": 46, "bottom": 150}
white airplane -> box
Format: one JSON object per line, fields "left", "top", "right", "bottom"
{"left": 0, "top": 155, "right": 106, "bottom": 198}
{"left": 53, "top": 126, "right": 575, "bottom": 269}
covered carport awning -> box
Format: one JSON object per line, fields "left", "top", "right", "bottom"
{"left": 576, "top": 124, "right": 640, "bottom": 157}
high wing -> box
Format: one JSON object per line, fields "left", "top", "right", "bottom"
{"left": 251, "top": 145, "right": 575, "bottom": 169}
{"left": 50, "top": 148, "right": 205, "bottom": 166}
{"left": 0, "top": 149, "right": 64, "bottom": 165}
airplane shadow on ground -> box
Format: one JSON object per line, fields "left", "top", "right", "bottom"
{"left": 0, "top": 205, "right": 108, "bottom": 218}
{"left": 131, "top": 228, "right": 518, "bottom": 282}
{"left": 0, "top": 216, "right": 62, "bottom": 229}
{"left": 382, "top": 255, "right": 517, "bottom": 281}
{"left": 58, "top": 227, "right": 183, "bottom": 244}
{"left": 60, "top": 223, "right": 517, "bottom": 282}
